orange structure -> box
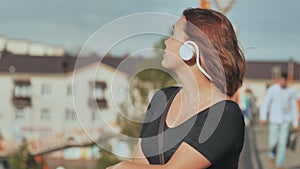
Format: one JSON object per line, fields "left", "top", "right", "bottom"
{"left": 298, "top": 100, "right": 300, "bottom": 122}
{"left": 34, "top": 155, "right": 50, "bottom": 169}
{"left": 200, "top": 0, "right": 211, "bottom": 9}
{"left": 287, "top": 59, "right": 295, "bottom": 85}
{"left": 287, "top": 60, "right": 299, "bottom": 122}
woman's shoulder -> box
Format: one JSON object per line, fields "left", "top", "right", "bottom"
{"left": 193, "top": 100, "right": 243, "bottom": 130}
{"left": 202, "top": 100, "right": 244, "bottom": 137}
{"left": 206, "top": 100, "right": 243, "bottom": 123}
{"left": 223, "top": 100, "right": 243, "bottom": 117}
{"left": 224, "top": 100, "right": 241, "bottom": 111}
{"left": 220, "top": 100, "right": 245, "bottom": 128}
{"left": 206, "top": 100, "right": 241, "bottom": 113}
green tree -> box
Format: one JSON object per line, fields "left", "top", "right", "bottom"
{"left": 96, "top": 147, "right": 120, "bottom": 169}
{"left": 7, "top": 139, "right": 42, "bottom": 169}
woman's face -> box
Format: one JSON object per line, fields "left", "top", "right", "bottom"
{"left": 161, "top": 17, "right": 188, "bottom": 70}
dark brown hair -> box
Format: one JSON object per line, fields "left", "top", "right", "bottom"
{"left": 280, "top": 72, "right": 288, "bottom": 80}
{"left": 183, "top": 8, "right": 245, "bottom": 97}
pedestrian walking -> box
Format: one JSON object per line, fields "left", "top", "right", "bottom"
{"left": 260, "top": 73, "right": 299, "bottom": 169}
{"left": 243, "top": 88, "right": 258, "bottom": 125}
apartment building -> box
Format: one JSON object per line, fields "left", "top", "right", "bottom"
{"left": 0, "top": 52, "right": 131, "bottom": 160}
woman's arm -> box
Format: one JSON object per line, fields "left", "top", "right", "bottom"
{"left": 260, "top": 87, "right": 273, "bottom": 124}
{"left": 107, "top": 142, "right": 211, "bottom": 169}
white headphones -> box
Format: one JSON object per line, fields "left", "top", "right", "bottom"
{"left": 179, "top": 40, "right": 212, "bottom": 81}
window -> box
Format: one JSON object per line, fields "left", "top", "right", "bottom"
{"left": 41, "top": 84, "right": 51, "bottom": 96}
{"left": 13, "top": 80, "right": 31, "bottom": 109}
{"left": 41, "top": 108, "right": 51, "bottom": 122}
{"left": 94, "top": 87, "right": 104, "bottom": 99}
{"left": 92, "top": 110, "right": 101, "bottom": 121}
{"left": 15, "top": 109, "right": 26, "bottom": 120}
{"left": 66, "top": 109, "right": 76, "bottom": 122}
{"left": 14, "top": 80, "right": 31, "bottom": 97}
{"left": 94, "top": 81, "right": 106, "bottom": 99}
{"left": 88, "top": 81, "right": 108, "bottom": 109}
{"left": 93, "top": 81, "right": 108, "bottom": 109}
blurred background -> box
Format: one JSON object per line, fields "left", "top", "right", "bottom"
{"left": 0, "top": 0, "right": 299, "bottom": 169}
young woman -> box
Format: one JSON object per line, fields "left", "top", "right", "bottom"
{"left": 107, "top": 8, "right": 245, "bottom": 169}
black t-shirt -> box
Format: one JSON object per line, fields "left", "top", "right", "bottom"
{"left": 140, "top": 87, "right": 245, "bottom": 169}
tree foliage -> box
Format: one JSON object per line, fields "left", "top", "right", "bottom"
{"left": 96, "top": 147, "right": 120, "bottom": 169}
{"left": 7, "top": 140, "right": 43, "bottom": 169}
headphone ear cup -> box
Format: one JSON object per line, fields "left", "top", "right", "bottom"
{"left": 179, "top": 42, "right": 195, "bottom": 61}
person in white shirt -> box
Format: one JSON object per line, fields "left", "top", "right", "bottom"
{"left": 260, "top": 73, "right": 299, "bottom": 169}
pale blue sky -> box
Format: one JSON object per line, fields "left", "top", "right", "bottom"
{"left": 0, "top": 0, "right": 299, "bottom": 62}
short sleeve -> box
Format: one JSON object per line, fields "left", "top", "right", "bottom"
{"left": 183, "top": 101, "right": 245, "bottom": 164}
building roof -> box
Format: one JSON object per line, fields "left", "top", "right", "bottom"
{"left": 0, "top": 53, "right": 79, "bottom": 73}
{"left": 245, "top": 60, "right": 300, "bottom": 80}
{"left": 2, "top": 52, "right": 298, "bottom": 80}
{"left": 0, "top": 52, "right": 158, "bottom": 75}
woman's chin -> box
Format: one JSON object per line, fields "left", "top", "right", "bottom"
{"left": 161, "top": 59, "right": 168, "bottom": 68}
{"left": 160, "top": 59, "right": 166, "bottom": 68}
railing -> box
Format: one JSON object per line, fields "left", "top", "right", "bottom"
{"left": 26, "top": 128, "right": 102, "bottom": 156}
{"left": 96, "top": 98, "right": 108, "bottom": 109}
{"left": 12, "top": 96, "right": 31, "bottom": 109}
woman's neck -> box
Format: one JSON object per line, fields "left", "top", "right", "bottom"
{"left": 175, "top": 67, "right": 228, "bottom": 106}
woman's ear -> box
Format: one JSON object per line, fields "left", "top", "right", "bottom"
{"left": 179, "top": 41, "right": 198, "bottom": 66}
{"left": 183, "top": 56, "right": 196, "bottom": 66}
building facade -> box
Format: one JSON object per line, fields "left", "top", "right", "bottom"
{"left": 0, "top": 53, "right": 130, "bottom": 159}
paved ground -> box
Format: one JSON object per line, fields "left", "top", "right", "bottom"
{"left": 239, "top": 127, "right": 262, "bottom": 169}
{"left": 254, "top": 125, "right": 300, "bottom": 169}
{"left": 240, "top": 124, "right": 300, "bottom": 169}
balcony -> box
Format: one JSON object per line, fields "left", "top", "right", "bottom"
{"left": 88, "top": 98, "right": 108, "bottom": 109}
{"left": 88, "top": 81, "right": 108, "bottom": 109}
{"left": 13, "top": 80, "right": 31, "bottom": 109}
{"left": 13, "top": 96, "right": 31, "bottom": 109}
{"left": 96, "top": 98, "right": 108, "bottom": 109}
